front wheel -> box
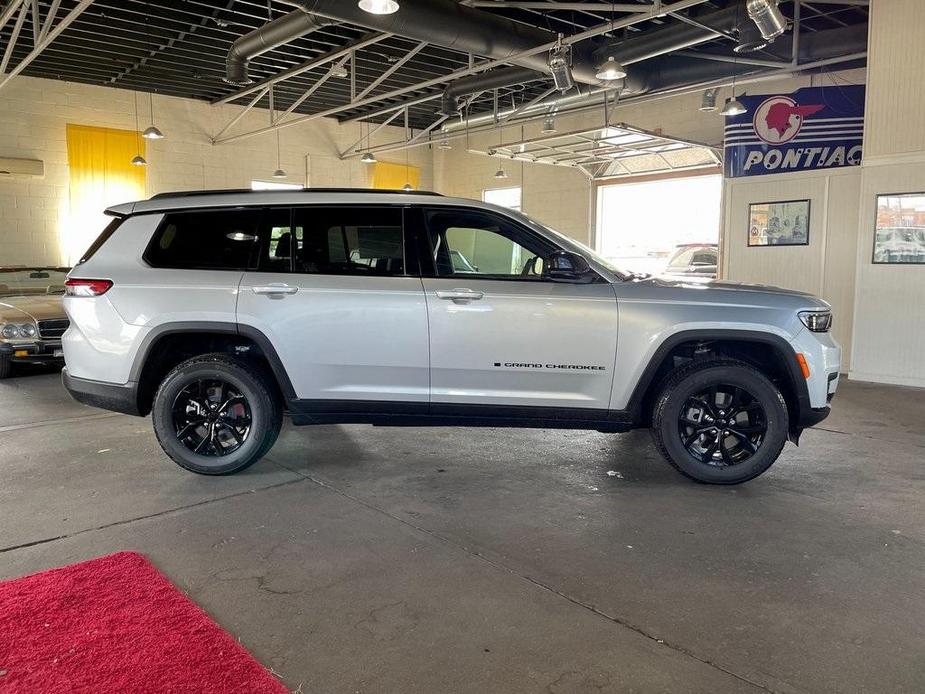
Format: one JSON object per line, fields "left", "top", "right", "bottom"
{"left": 152, "top": 354, "right": 282, "bottom": 475}
{"left": 651, "top": 359, "right": 789, "bottom": 484}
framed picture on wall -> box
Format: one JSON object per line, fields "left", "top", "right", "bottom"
{"left": 872, "top": 192, "right": 925, "bottom": 264}
{"left": 747, "top": 200, "right": 811, "bottom": 247}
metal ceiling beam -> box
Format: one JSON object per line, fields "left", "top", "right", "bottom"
{"left": 212, "top": 31, "right": 393, "bottom": 105}
{"left": 0, "top": 0, "right": 95, "bottom": 92}
{"left": 211, "top": 0, "right": 713, "bottom": 145}
{"left": 355, "top": 40, "right": 427, "bottom": 101}
{"left": 0, "top": 0, "right": 24, "bottom": 33}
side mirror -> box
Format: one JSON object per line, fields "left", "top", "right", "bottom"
{"left": 545, "top": 250, "right": 594, "bottom": 283}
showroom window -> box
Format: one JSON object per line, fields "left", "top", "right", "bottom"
{"left": 290, "top": 207, "right": 405, "bottom": 276}
{"left": 482, "top": 186, "right": 522, "bottom": 211}
{"left": 144, "top": 209, "right": 262, "bottom": 271}
{"left": 425, "top": 208, "right": 550, "bottom": 278}
{"left": 596, "top": 173, "right": 721, "bottom": 275}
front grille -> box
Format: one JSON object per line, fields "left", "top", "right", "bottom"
{"left": 38, "top": 318, "right": 69, "bottom": 340}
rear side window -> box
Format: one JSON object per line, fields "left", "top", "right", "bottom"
{"left": 144, "top": 210, "right": 261, "bottom": 270}
{"left": 78, "top": 216, "right": 124, "bottom": 265}
{"left": 291, "top": 206, "right": 405, "bottom": 276}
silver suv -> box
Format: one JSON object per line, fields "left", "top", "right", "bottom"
{"left": 62, "top": 189, "right": 840, "bottom": 484}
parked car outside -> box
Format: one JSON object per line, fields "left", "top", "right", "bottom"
{"left": 663, "top": 244, "right": 718, "bottom": 278}
{"left": 62, "top": 190, "right": 840, "bottom": 485}
{"left": 0, "top": 267, "right": 70, "bottom": 379}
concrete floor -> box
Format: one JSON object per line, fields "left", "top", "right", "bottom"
{"left": 1, "top": 367, "right": 923, "bottom": 694}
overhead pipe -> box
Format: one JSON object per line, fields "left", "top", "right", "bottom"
{"left": 280, "top": 0, "right": 605, "bottom": 85}
{"left": 225, "top": 11, "right": 336, "bottom": 85}
{"left": 438, "top": 67, "right": 548, "bottom": 116}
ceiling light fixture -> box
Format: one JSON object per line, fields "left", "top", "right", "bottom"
{"left": 402, "top": 182, "right": 413, "bottom": 191}
{"left": 330, "top": 63, "right": 349, "bottom": 79}
{"left": 358, "top": 0, "right": 399, "bottom": 15}
{"left": 361, "top": 151, "right": 377, "bottom": 163}
{"left": 548, "top": 34, "right": 574, "bottom": 93}
{"left": 273, "top": 94, "right": 286, "bottom": 178}
{"left": 734, "top": 21, "right": 768, "bottom": 53}
{"left": 720, "top": 96, "right": 747, "bottom": 116}
{"left": 542, "top": 117, "right": 556, "bottom": 134}
{"left": 746, "top": 0, "right": 788, "bottom": 42}
{"left": 131, "top": 92, "right": 147, "bottom": 166}
{"left": 595, "top": 56, "right": 627, "bottom": 81}
{"left": 699, "top": 89, "right": 718, "bottom": 112}
{"left": 141, "top": 5, "right": 165, "bottom": 139}
{"left": 494, "top": 167, "right": 508, "bottom": 179}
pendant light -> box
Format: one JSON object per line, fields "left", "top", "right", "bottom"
{"left": 361, "top": 121, "right": 376, "bottom": 163}
{"left": 401, "top": 148, "right": 413, "bottom": 191}
{"left": 595, "top": 56, "right": 627, "bottom": 81}
{"left": 273, "top": 130, "right": 286, "bottom": 178}
{"left": 141, "top": 3, "right": 164, "bottom": 139}
{"left": 358, "top": 0, "right": 399, "bottom": 15}
{"left": 721, "top": 5, "right": 747, "bottom": 118}
{"left": 131, "top": 92, "right": 147, "bottom": 166}
{"left": 493, "top": 96, "right": 506, "bottom": 179}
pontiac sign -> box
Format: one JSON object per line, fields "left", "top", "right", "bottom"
{"left": 724, "top": 85, "right": 865, "bottom": 178}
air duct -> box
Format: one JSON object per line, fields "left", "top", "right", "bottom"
{"left": 281, "top": 0, "right": 605, "bottom": 85}
{"left": 438, "top": 67, "right": 547, "bottom": 117}
{"left": 225, "top": 11, "right": 336, "bottom": 85}
{"left": 746, "top": 0, "right": 789, "bottom": 42}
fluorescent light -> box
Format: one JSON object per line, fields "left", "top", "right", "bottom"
{"left": 358, "top": 0, "right": 399, "bottom": 15}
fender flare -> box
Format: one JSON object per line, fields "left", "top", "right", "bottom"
{"left": 129, "top": 321, "right": 297, "bottom": 402}
{"left": 627, "top": 328, "right": 811, "bottom": 426}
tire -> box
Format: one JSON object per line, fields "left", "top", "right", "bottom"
{"left": 651, "top": 359, "right": 788, "bottom": 484}
{"left": 0, "top": 356, "right": 11, "bottom": 379}
{"left": 152, "top": 353, "right": 282, "bottom": 475}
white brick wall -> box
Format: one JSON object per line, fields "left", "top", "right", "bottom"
{"left": 0, "top": 76, "right": 433, "bottom": 266}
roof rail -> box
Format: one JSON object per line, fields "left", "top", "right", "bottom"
{"left": 149, "top": 188, "right": 444, "bottom": 200}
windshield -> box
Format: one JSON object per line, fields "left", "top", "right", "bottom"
{"left": 0, "top": 268, "right": 70, "bottom": 299}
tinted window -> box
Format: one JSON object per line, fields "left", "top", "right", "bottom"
{"left": 424, "top": 209, "right": 551, "bottom": 279}
{"left": 292, "top": 207, "right": 404, "bottom": 276}
{"left": 144, "top": 210, "right": 261, "bottom": 270}
{"left": 256, "top": 208, "right": 296, "bottom": 273}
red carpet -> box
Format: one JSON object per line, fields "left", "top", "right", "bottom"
{"left": 0, "top": 552, "right": 289, "bottom": 693}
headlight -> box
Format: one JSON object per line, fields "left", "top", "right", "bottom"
{"left": 20, "top": 323, "right": 37, "bottom": 338}
{"left": 1, "top": 324, "right": 18, "bottom": 340}
{"left": 799, "top": 310, "right": 832, "bottom": 333}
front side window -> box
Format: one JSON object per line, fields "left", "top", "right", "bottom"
{"left": 144, "top": 210, "right": 261, "bottom": 270}
{"left": 425, "top": 209, "right": 551, "bottom": 279}
{"left": 292, "top": 207, "right": 404, "bottom": 276}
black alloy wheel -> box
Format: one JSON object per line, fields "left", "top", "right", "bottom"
{"left": 678, "top": 384, "right": 768, "bottom": 467}
{"left": 173, "top": 379, "right": 252, "bottom": 457}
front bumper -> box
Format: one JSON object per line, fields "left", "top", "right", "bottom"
{"left": 0, "top": 340, "right": 64, "bottom": 364}
{"left": 62, "top": 368, "right": 141, "bottom": 416}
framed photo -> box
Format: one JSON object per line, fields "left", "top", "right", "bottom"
{"left": 747, "top": 199, "right": 811, "bottom": 247}
{"left": 872, "top": 192, "right": 925, "bottom": 264}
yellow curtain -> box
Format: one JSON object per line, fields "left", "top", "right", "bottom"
{"left": 371, "top": 160, "right": 421, "bottom": 191}
{"left": 65, "top": 124, "right": 147, "bottom": 265}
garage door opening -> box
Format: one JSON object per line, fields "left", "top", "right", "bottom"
{"left": 595, "top": 172, "right": 722, "bottom": 277}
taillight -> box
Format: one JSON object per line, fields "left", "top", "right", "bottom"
{"left": 65, "top": 279, "right": 113, "bottom": 297}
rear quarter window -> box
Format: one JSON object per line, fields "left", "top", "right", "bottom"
{"left": 143, "top": 209, "right": 261, "bottom": 270}
{"left": 78, "top": 216, "right": 125, "bottom": 265}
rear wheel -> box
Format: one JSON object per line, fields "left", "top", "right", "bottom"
{"left": 651, "top": 359, "right": 788, "bottom": 484}
{"left": 152, "top": 354, "right": 282, "bottom": 475}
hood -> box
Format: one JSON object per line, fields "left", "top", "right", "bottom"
{"left": 649, "top": 275, "right": 818, "bottom": 298}
{"left": 0, "top": 295, "right": 67, "bottom": 323}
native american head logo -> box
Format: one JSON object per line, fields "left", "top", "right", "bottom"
{"left": 753, "top": 96, "right": 825, "bottom": 145}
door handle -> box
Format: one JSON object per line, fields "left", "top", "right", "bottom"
{"left": 253, "top": 284, "right": 298, "bottom": 296}
{"left": 436, "top": 289, "right": 484, "bottom": 303}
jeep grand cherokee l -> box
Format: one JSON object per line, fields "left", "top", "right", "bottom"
{"left": 62, "top": 189, "right": 840, "bottom": 484}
